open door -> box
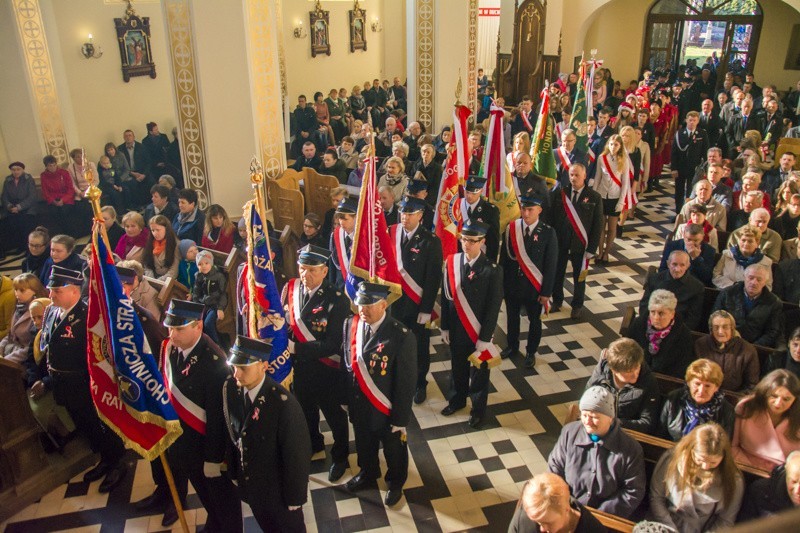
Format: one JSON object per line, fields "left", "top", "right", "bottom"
{"left": 643, "top": 20, "right": 679, "bottom": 72}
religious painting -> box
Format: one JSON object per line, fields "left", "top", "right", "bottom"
{"left": 114, "top": 3, "right": 156, "bottom": 82}
{"left": 349, "top": 2, "right": 367, "bottom": 53}
{"left": 785, "top": 25, "right": 800, "bottom": 70}
{"left": 310, "top": 2, "right": 331, "bottom": 58}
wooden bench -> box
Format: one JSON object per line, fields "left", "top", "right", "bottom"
{"left": 586, "top": 507, "right": 635, "bottom": 532}
{"left": 144, "top": 275, "right": 190, "bottom": 309}
{"left": 273, "top": 225, "right": 300, "bottom": 285}
{"left": 302, "top": 168, "right": 341, "bottom": 219}
{"left": 196, "top": 246, "right": 245, "bottom": 343}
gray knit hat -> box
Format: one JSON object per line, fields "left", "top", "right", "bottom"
{"left": 579, "top": 386, "right": 615, "bottom": 419}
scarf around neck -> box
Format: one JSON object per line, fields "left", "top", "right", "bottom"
{"left": 681, "top": 386, "right": 724, "bottom": 435}
{"left": 646, "top": 317, "right": 674, "bottom": 354}
{"left": 730, "top": 244, "right": 764, "bottom": 268}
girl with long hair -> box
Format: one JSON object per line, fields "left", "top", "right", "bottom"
{"left": 141, "top": 215, "right": 179, "bottom": 281}
{"left": 592, "top": 134, "right": 631, "bottom": 263}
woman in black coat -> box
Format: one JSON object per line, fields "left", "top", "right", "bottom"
{"left": 629, "top": 289, "right": 695, "bottom": 378}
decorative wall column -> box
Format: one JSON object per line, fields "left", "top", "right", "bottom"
{"left": 415, "top": 0, "right": 435, "bottom": 131}
{"left": 11, "top": 0, "right": 69, "bottom": 165}
{"left": 163, "top": 0, "right": 211, "bottom": 208}
{"left": 244, "top": 0, "right": 286, "bottom": 180}
{"left": 467, "top": 0, "right": 479, "bottom": 119}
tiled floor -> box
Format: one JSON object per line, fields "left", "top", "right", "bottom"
{"left": 0, "top": 184, "right": 675, "bottom": 532}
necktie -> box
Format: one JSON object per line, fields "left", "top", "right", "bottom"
{"left": 345, "top": 235, "right": 352, "bottom": 249}
{"left": 244, "top": 392, "right": 252, "bottom": 413}
{"left": 363, "top": 323, "right": 372, "bottom": 344}
{"left": 572, "top": 190, "right": 579, "bottom": 204}
{"left": 463, "top": 260, "right": 472, "bottom": 280}
{"left": 467, "top": 206, "right": 474, "bottom": 219}
{"left": 402, "top": 232, "right": 409, "bottom": 247}
{"left": 742, "top": 115, "right": 748, "bottom": 129}
{"left": 302, "top": 289, "right": 309, "bottom": 307}
{"left": 524, "top": 226, "right": 531, "bottom": 239}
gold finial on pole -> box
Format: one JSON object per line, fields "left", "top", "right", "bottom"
{"left": 83, "top": 148, "right": 102, "bottom": 221}
{"left": 250, "top": 155, "right": 267, "bottom": 216}
{"left": 455, "top": 70, "right": 463, "bottom": 106}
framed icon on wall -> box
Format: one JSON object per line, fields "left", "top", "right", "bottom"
{"left": 114, "top": 3, "right": 156, "bottom": 82}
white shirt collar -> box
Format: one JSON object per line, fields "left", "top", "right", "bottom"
{"left": 524, "top": 219, "right": 539, "bottom": 233}
{"left": 304, "top": 282, "right": 322, "bottom": 299}
{"left": 367, "top": 313, "right": 386, "bottom": 335}
{"left": 465, "top": 252, "right": 481, "bottom": 267}
{"left": 179, "top": 334, "right": 203, "bottom": 358}
{"left": 404, "top": 224, "right": 419, "bottom": 241}
{"left": 246, "top": 374, "right": 266, "bottom": 402}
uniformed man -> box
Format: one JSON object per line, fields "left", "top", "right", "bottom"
{"left": 282, "top": 244, "right": 351, "bottom": 482}
{"left": 405, "top": 179, "right": 435, "bottom": 230}
{"left": 548, "top": 163, "right": 604, "bottom": 320}
{"left": 342, "top": 282, "right": 416, "bottom": 507}
{"left": 440, "top": 221, "right": 503, "bottom": 429}
{"left": 501, "top": 195, "right": 558, "bottom": 368}
{"left": 329, "top": 196, "right": 362, "bottom": 300}
{"left": 553, "top": 129, "right": 588, "bottom": 190}
{"left": 223, "top": 336, "right": 312, "bottom": 532}
{"left": 512, "top": 152, "right": 550, "bottom": 202}
{"left": 460, "top": 176, "right": 501, "bottom": 262}
{"left": 41, "top": 266, "right": 127, "bottom": 492}
{"left": 389, "top": 197, "right": 443, "bottom": 403}
{"left": 153, "top": 299, "right": 241, "bottom": 531}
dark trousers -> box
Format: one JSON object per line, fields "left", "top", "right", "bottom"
{"left": 251, "top": 505, "right": 305, "bottom": 533}
{"left": 399, "top": 318, "right": 431, "bottom": 390}
{"left": 505, "top": 291, "right": 543, "bottom": 355}
{"left": 124, "top": 177, "right": 154, "bottom": 210}
{"left": 293, "top": 363, "right": 349, "bottom": 463}
{"left": 44, "top": 203, "right": 76, "bottom": 237}
{"left": 353, "top": 424, "right": 408, "bottom": 490}
{"left": 553, "top": 250, "right": 588, "bottom": 308}
{"left": 0, "top": 212, "right": 35, "bottom": 251}
{"left": 674, "top": 173, "right": 690, "bottom": 214}
{"left": 448, "top": 340, "right": 490, "bottom": 416}
{"left": 203, "top": 308, "right": 220, "bottom": 345}
{"left": 166, "top": 450, "right": 242, "bottom": 533}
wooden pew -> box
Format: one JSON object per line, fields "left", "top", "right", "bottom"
{"left": 303, "top": 168, "right": 341, "bottom": 218}
{"left": 144, "top": 275, "right": 190, "bottom": 309}
{"left": 276, "top": 225, "right": 300, "bottom": 284}
{"left": 265, "top": 179, "right": 305, "bottom": 236}
{"left": 586, "top": 507, "right": 634, "bottom": 533}
{"left": 196, "top": 246, "right": 245, "bottom": 343}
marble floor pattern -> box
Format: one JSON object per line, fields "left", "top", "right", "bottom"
{"left": 0, "top": 183, "right": 676, "bottom": 532}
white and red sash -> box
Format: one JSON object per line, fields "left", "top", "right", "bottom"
{"left": 287, "top": 278, "right": 341, "bottom": 369}
{"left": 507, "top": 220, "right": 544, "bottom": 292}
{"left": 443, "top": 254, "right": 502, "bottom": 368}
{"left": 556, "top": 146, "right": 572, "bottom": 170}
{"left": 333, "top": 227, "right": 357, "bottom": 300}
{"left": 601, "top": 154, "right": 634, "bottom": 211}
{"left": 521, "top": 111, "right": 533, "bottom": 132}
{"left": 161, "top": 340, "right": 206, "bottom": 435}
{"left": 561, "top": 190, "right": 590, "bottom": 279}
{"left": 588, "top": 147, "right": 596, "bottom": 163}
{"left": 601, "top": 154, "right": 623, "bottom": 188}
{"left": 390, "top": 225, "right": 440, "bottom": 321}
{"left": 349, "top": 316, "right": 392, "bottom": 415}
{"left": 554, "top": 122, "right": 564, "bottom": 141}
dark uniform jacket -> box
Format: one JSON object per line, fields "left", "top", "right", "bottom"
{"left": 553, "top": 148, "right": 588, "bottom": 189}
{"left": 342, "top": 315, "right": 417, "bottom": 432}
{"left": 40, "top": 301, "right": 88, "bottom": 403}
{"left": 514, "top": 172, "right": 550, "bottom": 203}
{"left": 511, "top": 110, "right": 537, "bottom": 137}
{"left": 390, "top": 224, "right": 443, "bottom": 324}
{"left": 549, "top": 185, "right": 603, "bottom": 256}
{"left": 699, "top": 111, "right": 723, "bottom": 147}
{"left": 134, "top": 301, "right": 167, "bottom": 355}
{"left": 222, "top": 376, "right": 311, "bottom": 520}
{"left": 501, "top": 220, "right": 558, "bottom": 298}
{"left": 161, "top": 334, "right": 230, "bottom": 466}
{"left": 639, "top": 269, "right": 705, "bottom": 331}
{"left": 670, "top": 127, "right": 710, "bottom": 178}
{"left": 461, "top": 198, "right": 501, "bottom": 262}
{"left": 713, "top": 283, "right": 784, "bottom": 348}
{"left": 441, "top": 253, "right": 503, "bottom": 346}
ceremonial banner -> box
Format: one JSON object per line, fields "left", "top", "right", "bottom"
{"left": 350, "top": 143, "right": 403, "bottom": 302}
{"left": 453, "top": 104, "right": 472, "bottom": 181}
{"left": 433, "top": 106, "right": 470, "bottom": 257}
{"left": 530, "top": 86, "right": 558, "bottom": 190}
{"left": 483, "top": 103, "right": 520, "bottom": 231}
{"left": 87, "top": 226, "right": 182, "bottom": 460}
{"left": 244, "top": 200, "right": 292, "bottom": 385}
{"left": 571, "top": 62, "right": 589, "bottom": 153}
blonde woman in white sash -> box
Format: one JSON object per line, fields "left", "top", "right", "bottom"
{"left": 592, "top": 134, "right": 631, "bottom": 264}
{"left": 506, "top": 132, "right": 531, "bottom": 173}
{"left": 619, "top": 126, "right": 641, "bottom": 229}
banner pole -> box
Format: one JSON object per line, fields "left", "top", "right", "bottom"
{"left": 159, "top": 453, "right": 190, "bottom": 533}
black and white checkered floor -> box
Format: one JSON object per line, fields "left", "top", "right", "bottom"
{"left": 0, "top": 183, "right": 676, "bottom": 532}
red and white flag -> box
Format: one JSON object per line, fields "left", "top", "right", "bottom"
{"left": 484, "top": 103, "right": 520, "bottom": 231}
{"left": 433, "top": 105, "right": 471, "bottom": 258}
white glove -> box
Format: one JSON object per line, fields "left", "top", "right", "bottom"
{"left": 585, "top": 252, "right": 594, "bottom": 259}
{"left": 341, "top": 404, "right": 348, "bottom": 413}
{"left": 288, "top": 505, "right": 301, "bottom": 511}
{"left": 475, "top": 340, "right": 493, "bottom": 353}
{"left": 440, "top": 330, "right": 449, "bottom": 344}
{"left": 203, "top": 461, "right": 222, "bottom": 478}
{"left": 391, "top": 425, "right": 406, "bottom": 435}
{"left": 287, "top": 340, "right": 296, "bottom": 353}
{"left": 416, "top": 312, "right": 431, "bottom": 325}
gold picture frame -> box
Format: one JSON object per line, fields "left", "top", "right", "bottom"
{"left": 310, "top": 1, "right": 331, "bottom": 58}
{"left": 349, "top": 1, "right": 366, "bottom": 53}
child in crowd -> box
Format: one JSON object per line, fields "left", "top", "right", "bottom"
{"left": 177, "top": 239, "right": 199, "bottom": 288}
{"left": 234, "top": 218, "right": 247, "bottom": 252}
{"left": 97, "top": 156, "right": 124, "bottom": 213}
{"left": 192, "top": 250, "right": 227, "bottom": 345}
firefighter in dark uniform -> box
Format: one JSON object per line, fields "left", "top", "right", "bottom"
{"left": 548, "top": 163, "right": 604, "bottom": 320}
{"left": 389, "top": 196, "right": 443, "bottom": 403}
{"left": 223, "top": 336, "right": 312, "bottom": 533}
{"left": 501, "top": 195, "right": 558, "bottom": 368}
{"left": 440, "top": 221, "right": 503, "bottom": 429}
{"left": 328, "top": 196, "right": 359, "bottom": 293}
{"left": 460, "top": 176, "right": 501, "bottom": 262}
{"left": 404, "top": 179, "right": 435, "bottom": 230}
{"left": 342, "top": 282, "right": 417, "bottom": 507}
{"left": 150, "top": 299, "right": 241, "bottom": 531}
{"left": 40, "top": 265, "right": 127, "bottom": 492}
{"left": 282, "top": 244, "right": 352, "bottom": 482}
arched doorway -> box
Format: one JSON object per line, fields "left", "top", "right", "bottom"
{"left": 642, "top": 0, "right": 762, "bottom": 81}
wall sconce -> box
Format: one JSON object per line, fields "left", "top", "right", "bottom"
{"left": 81, "top": 34, "right": 103, "bottom": 59}
{"left": 293, "top": 20, "right": 308, "bottom": 39}
{"left": 371, "top": 17, "right": 383, "bottom": 33}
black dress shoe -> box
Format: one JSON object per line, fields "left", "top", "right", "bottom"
{"left": 311, "top": 441, "right": 326, "bottom": 454}
{"left": 384, "top": 488, "right": 403, "bottom": 506}
{"left": 550, "top": 303, "right": 562, "bottom": 313}
{"left": 83, "top": 461, "right": 110, "bottom": 482}
{"left": 440, "top": 404, "right": 465, "bottom": 416}
{"left": 468, "top": 414, "right": 484, "bottom": 429}
{"left": 570, "top": 306, "right": 585, "bottom": 320}
{"left": 500, "top": 347, "right": 520, "bottom": 358}
{"left": 524, "top": 354, "right": 536, "bottom": 369}
{"left": 135, "top": 488, "right": 168, "bottom": 511}
{"left": 162, "top": 503, "right": 178, "bottom": 527}
{"left": 98, "top": 464, "right": 127, "bottom": 493}
{"left": 328, "top": 461, "right": 348, "bottom": 482}
{"left": 413, "top": 387, "right": 427, "bottom": 404}
{"left": 345, "top": 471, "right": 378, "bottom": 492}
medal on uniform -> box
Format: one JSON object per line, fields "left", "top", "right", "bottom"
{"left": 380, "top": 355, "right": 388, "bottom": 376}
{"left": 369, "top": 353, "right": 378, "bottom": 374}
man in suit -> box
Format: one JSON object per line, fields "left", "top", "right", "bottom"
{"left": 764, "top": 152, "right": 797, "bottom": 200}
{"left": 142, "top": 122, "right": 170, "bottom": 172}
{"left": 513, "top": 153, "right": 550, "bottom": 203}
{"left": 440, "top": 221, "right": 503, "bottom": 428}
{"left": 389, "top": 197, "right": 443, "bottom": 403}
{"left": 118, "top": 129, "right": 154, "bottom": 210}
{"left": 223, "top": 336, "right": 311, "bottom": 532}
{"left": 291, "top": 94, "right": 319, "bottom": 158}
{"left": 725, "top": 96, "right": 762, "bottom": 159}
{"left": 758, "top": 97, "right": 783, "bottom": 149}
{"left": 329, "top": 196, "right": 361, "bottom": 299}
{"left": 640, "top": 250, "right": 704, "bottom": 331}
{"left": 460, "top": 176, "right": 501, "bottom": 262}
{"left": 410, "top": 144, "right": 442, "bottom": 206}
{"left": 282, "top": 245, "right": 351, "bottom": 482}
{"left": 659, "top": 223, "right": 717, "bottom": 286}
{"left": 501, "top": 196, "right": 558, "bottom": 367}
{"left": 379, "top": 186, "right": 400, "bottom": 227}
{"left": 405, "top": 180, "right": 435, "bottom": 230}
{"left": 41, "top": 266, "right": 127, "bottom": 493}
{"left": 549, "top": 163, "right": 603, "bottom": 320}
{"left": 591, "top": 107, "right": 615, "bottom": 150}
{"left": 511, "top": 95, "right": 537, "bottom": 137}
{"left": 156, "top": 299, "right": 241, "bottom": 531}
{"left": 671, "top": 111, "right": 710, "bottom": 214}
{"left": 342, "top": 282, "right": 416, "bottom": 507}
{"left": 553, "top": 129, "right": 588, "bottom": 190}
{"left": 699, "top": 98, "right": 723, "bottom": 148}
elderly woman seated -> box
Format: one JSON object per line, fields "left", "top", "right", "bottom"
{"left": 548, "top": 386, "right": 646, "bottom": 517}
{"left": 378, "top": 141, "right": 410, "bottom": 177}
{"left": 377, "top": 156, "right": 409, "bottom": 204}
{"left": 694, "top": 310, "right": 760, "bottom": 392}
{"left": 739, "top": 449, "right": 800, "bottom": 520}
{"left": 675, "top": 204, "right": 718, "bottom": 251}
{"left": 712, "top": 225, "right": 773, "bottom": 290}
{"left": 659, "top": 359, "right": 736, "bottom": 441}
{"left": 727, "top": 208, "right": 783, "bottom": 263}
{"left": 732, "top": 369, "right": 800, "bottom": 471}
{"left": 114, "top": 211, "right": 150, "bottom": 263}
{"left": 629, "top": 289, "right": 695, "bottom": 379}
{"left": 508, "top": 472, "right": 608, "bottom": 533}
{"left": 774, "top": 239, "right": 800, "bottom": 304}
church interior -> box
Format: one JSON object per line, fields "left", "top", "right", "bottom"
{"left": 4, "top": 0, "right": 800, "bottom": 531}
